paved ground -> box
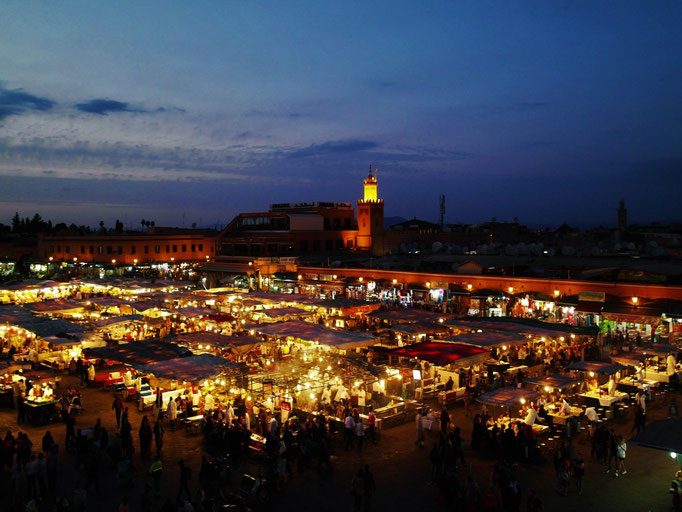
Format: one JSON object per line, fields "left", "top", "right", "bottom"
{"left": 1, "top": 375, "right": 677, "bottom": 512}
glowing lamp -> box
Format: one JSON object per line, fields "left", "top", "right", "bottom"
{"left": 632, "top": 296, "right": 639, "bottom": 305}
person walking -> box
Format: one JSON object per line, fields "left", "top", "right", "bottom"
{"left": 167, "top": 397, "right": 177, "bottom": 431}
{"left": 606, "top": 429, "right": 618, "bottom": 474}
{"left": 350, "top": 468, "right": 364, "bottom": 512}
{"left": 112, "top": 395, "right": 124, "bottom": 428}
{"left": 139, "top": 416, "right": 153, "bottom": 458}
{"left": 366, "top": 407, "right": 376, "bottom": 444}
{"left": 362, "top": 464, "right": 376, "bottom": 512}
{"left": 344, "top": 412, "right": 356, "bottom": 451}
{"left": 355, "top": 419, "right": 365, "bottom": 452}
{"left": 573, "top": 452, "right": 585, "bottom": 494}
{"left": 153, "top": 419, "right": 164, "bottom": 455}
{"left": 17, "top": 392, "right": 25, "bottom": 425}
{"left": 148, "top": 455, "right": 163, "bottom": 496}
{"left": 616, "top": 436, "right": 627, "bottom": 476}
{"left": 439, "top": 406, "right": 450, "bottom": 437}
{"left": 176, "top": 459, "right": 192, "bottom": 502}
{"left": 415, "top": 409, "right": 424, "bottom": 447}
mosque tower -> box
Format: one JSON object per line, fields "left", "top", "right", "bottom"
{"left": 356, "top": 165, "right": 385, "bottom": 255}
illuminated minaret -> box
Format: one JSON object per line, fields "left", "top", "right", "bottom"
{"left": 356, "top": 165, "right": 385, "bottom": 255}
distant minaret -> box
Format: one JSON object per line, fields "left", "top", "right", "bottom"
{"left": 617, "top": 200, "right": 627, "bottom": 230}
{"left": 357, "top": 165, "right": 385, "bottom": 255}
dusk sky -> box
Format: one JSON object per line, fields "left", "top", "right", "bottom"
{"left": 1, "top": 1, "right": 681, "bottom": 229}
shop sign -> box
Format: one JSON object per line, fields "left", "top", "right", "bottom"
{"left": 578, "top": 291, "right": 605, "bottom": 303}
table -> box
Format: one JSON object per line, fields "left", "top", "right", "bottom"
{"left": 580, "top": 391, "right": 628, "bottom": 407}
{"left": 24, "top": 399, "right": 59, "bottom": 425}
{"left": 487, "top": 417, "right": 550, "bottom": 435}
{"left": 617, "top": 376, "right": 658, "bottom": 394}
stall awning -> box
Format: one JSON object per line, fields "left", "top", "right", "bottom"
{"left": 440, "top": 331, "right": 526, "bottom": 348}
{"left": 574, "top": 301, "right": 603, "bottom": 314}
{"left": 524, "top": 374, "right": 581, "bottom": 390}
{"left": 381, "top": 341, "right": 488, "bottom": 368}
{"left": 139, "top": 354, "right": 238, "bottom": 383}
{"left": 84, "top": 340, "right": 190, "bottom": 365}
{"left": 369, "top": 309, "right": 449, "bottom": 324}
{"left": 630, "top": 418, "right": 682, "bottom": 454}
{"left": 477, "top": 387, "right": 539, "bottom": 408}
{"left": 565, "top": 360, "right": 625, "bottom": 375}
{"left": 247, "top": 320, "right": 377, "bottom": 349}
{"left": 470, "top": 289, "right": 509, "bottom": 299}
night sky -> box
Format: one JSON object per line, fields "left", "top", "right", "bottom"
{"left": 1, "top": 2, "right": 681, "bottom": 229}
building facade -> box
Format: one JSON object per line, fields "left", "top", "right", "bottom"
{"left": 38, "top": 230, "right": 216, "bottom": 264}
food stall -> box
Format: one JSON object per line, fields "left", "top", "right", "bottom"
{"left": 566, "top": 361, "right": 629, "bottom": 413}
{"left": 378, "top": 341, "right": 489, "bottom": 404}
{"left": 21, "top": 369, "right": 61, "bottom": 425}
{"left": 476, "top": 387, "right": 548, "bottom": 435}
{"left": 524, "top": 374, "right": 583, "bottom": 432}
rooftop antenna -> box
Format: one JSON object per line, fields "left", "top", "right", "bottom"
{"left": 439, "top": 194, "right": 445, "bottom": 229}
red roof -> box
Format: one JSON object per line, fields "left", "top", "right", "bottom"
{"left": 386, "top": 342, "right": 488, "bottom": 367}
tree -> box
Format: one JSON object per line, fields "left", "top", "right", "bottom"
{"left": 150, "top": 221, "right": 155, "bottom": 228}
{"left": 115, "top": 219, "right": 124, "bottom": 233}
{"left": 141, "top": 219, "right": 146, "bottom": 230}
{"left": 99, "top": 220, "right": 105, "bottom": 232}
{"left": 11, "top": 212, "right": 21, "bottom": 233}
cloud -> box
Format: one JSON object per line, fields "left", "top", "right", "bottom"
{"left": 288, "top": 139, "right": 379, "bottom": 159}
{"left": 75, "top": 98, "right": 144, "bottom": 115}
{"left": 0, "top": 86, "right": 56, "bottom": 121}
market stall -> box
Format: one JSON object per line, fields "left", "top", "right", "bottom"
{"left": 566, "top": 361, "right": 629, "bottom": 410}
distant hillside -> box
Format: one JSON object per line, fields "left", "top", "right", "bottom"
{"left": 384, "top": 216, "right": 407, "bottom": 229}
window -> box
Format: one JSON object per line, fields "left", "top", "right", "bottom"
{"left": 336, "top": 239, "right": 343, "bottom": 250}
{"left": 267, "top": 243, "right": 277, "bottom": 254}
{"left": 118, "top": 246, "right": 123, "bottom": 255}
{"left": 130, "top": 246, "right": 136, "bottom": 255}
{"left": 166, "top": 245, "right": 170, "bottom": 253}
{"left": 333, "top": 218, "right": 340, "bottom": 229}
{"left": 155, "top": 245, "right": 161, "bottom": 254}
{"left": 49, "top": 245, "right": 54, "bottom": 253}
{"left": 325, "top": 240, "right": 333, "bottom": 251}
{"left": 300, "top": 240, "right": 309, "bottom": 252}
{"left": 144, "top": 245, "right": 149, "bottom": 254}
{"left": 80, "top": 246, "right": 85, "bottom": 254}
{"left": 98, "top": 246, "right": 103, "bottom": 254}
{"left": 65, "top": 246, "right": 70, "bottom": 254}
{"left": 198, "top": 244, "right": 203, "bottom": 251}
{"left": 57, "top": 245, "right": 61, "bottom": 253}
{"left": 344, "top": 218, "right": 351, "bottom": 229}
{"left": 107, "top": 246, "right": 113, "bottom": 255}
{"left": 89, "top": 246, "right": 94, "bottom": 254}
{"left": 191, "top": 244, "right": 196, "bottom": 252}
{"left": 172, "top": 245, "right": 177, "bottom": 252}
{"left": 312, "top": 240, "right": 321, "bottom": 251}
{"left": 181, "top": 244, "right": 186, "bottom": 252}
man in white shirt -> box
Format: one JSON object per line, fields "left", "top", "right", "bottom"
{"left": 524, "top": 406, "right": 538, "bottom": 426}
{"left": 585, "top": 407, "right": 599, "bottom": 423}
{"left": 667, "top": 354, "right": 677, "bottom": 375}
{"left": 204, "top": 392, "right": 215, "bottom": 412}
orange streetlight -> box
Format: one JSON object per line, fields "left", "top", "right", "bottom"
{"left": 508, "top": 287, "right": 514, "bottom": 294}
{"left": 554, "top": 289, "right": 560, "bottom": 297}
{"left": 111, "top": 259, "right": 116, "bottom": 264}
{"left": 632, "top": 296, "right": 639, "bottom": 305}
